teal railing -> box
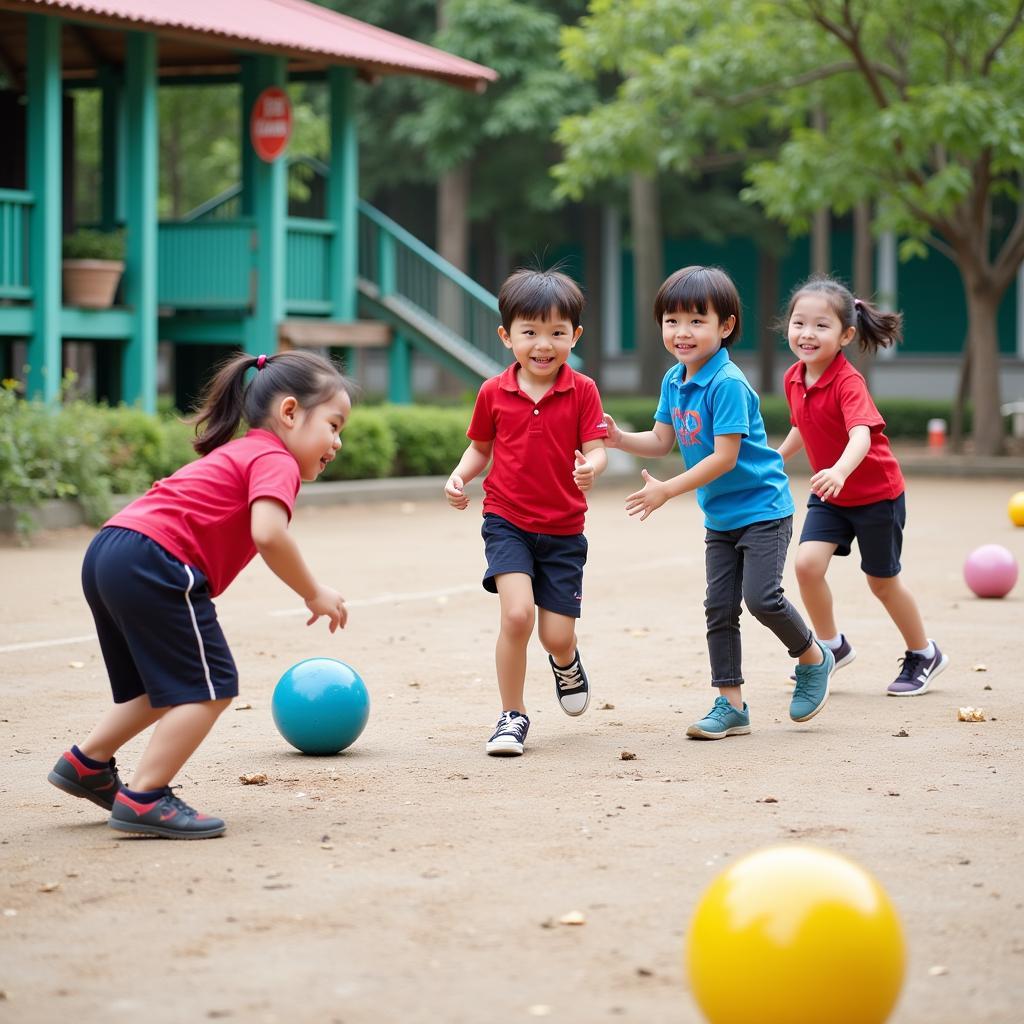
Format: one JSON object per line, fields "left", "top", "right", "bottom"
{"left": 356, "top": 200, "right": 505, "bottom": 369}
{"left": 157, "top": 220, "right": 254, "bottom": 309}
{"left": 0, "top": 189, "right": 32, "bottom": 301}
{"left": 285, "top": 217, "right": 333, "bottom": 315}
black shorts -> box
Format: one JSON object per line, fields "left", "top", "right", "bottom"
{"left": 81, "top": 527, "right": 238, "bottom": 707}
{"left": 481, "top": 514, "right": 588, "bottom": 618}
{"left": 799, "top": 492, "right": 906, "bottom": 578}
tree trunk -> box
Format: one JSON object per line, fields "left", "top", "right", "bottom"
{"left": 437, "top": 162, "right": 470, "bottom": 338}
{"left": 582, "top": 204, "right": 604, "bottom": 387}
{"left": 964, "top": 280, "right": 1005, "bottom": 455}
{"left": 630, "top": 173, "right": 664, "bottom": 394}
{"left": 756, "top": 248, "right": 779, "bottom": 394}
{"left": 849, "top": 200, "right": 874, "bottom": 382}
{"left": 810, "top": 109, "right": 830, "bottom": 276}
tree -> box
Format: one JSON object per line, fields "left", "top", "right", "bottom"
{"left": 555, "top": 0, "right": 1024, "bottom": 454}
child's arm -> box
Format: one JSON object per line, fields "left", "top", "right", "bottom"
{"left": 777, "top": 426, "right": 805, "bottom": 462}
{"left": 603, "top": 414, "right": 676, "bottom": 457}
{"left": 625, "top": 434, "right": 741, "bottom": 522}
{"left": 250, "top": 498, "right": 348, "bottom": 632}
{"left": 444, "top": 440, "right": 493, "bottom": 510}
{"left": 572, "top": 439, "right": 607, "bottom": 492}
{"left": 809, "top": 425, "right": 871, "bottom": 501}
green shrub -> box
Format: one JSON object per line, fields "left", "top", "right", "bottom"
{"left": 62, "top": 228, "right": 125, "bottom": 261}
{"left": 380, "top": 405, "right": 470, "bottom": 476}
{"left": 319, "top": 407, "right": 396, "bottom": 481}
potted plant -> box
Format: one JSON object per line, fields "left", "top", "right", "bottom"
{"left": 62, "top": 229, "right": 125, "bottom": 309}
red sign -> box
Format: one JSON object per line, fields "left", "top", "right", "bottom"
{"left": 250, "top": 87, "right": 292, "bottom": 162}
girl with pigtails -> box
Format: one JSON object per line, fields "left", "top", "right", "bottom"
{"left": 48, "top": 350, "right": 352, "bottom": 838}
{"left": 778, "top": 276, "right": 948, "bottom": 698}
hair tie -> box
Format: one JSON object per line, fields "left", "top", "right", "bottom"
{"left": 256, "top": 354, "right": 268, "bottom": 370}
{"left": 853, "top": 299, "right": 863, "bottom": 312}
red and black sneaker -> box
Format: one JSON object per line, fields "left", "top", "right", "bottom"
{"left": 47, "top": 749, "right": 123, "bottom": 811}
{"left": 109, "top": 788, "right": 226, "bottom": 840}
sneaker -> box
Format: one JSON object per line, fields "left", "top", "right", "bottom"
{"left": 47, "top": 749, "right": 123, "bottom": 811}
{"left": 887, "top": 641, "right": 949, "bottom": 696}
{"left": 686, "top": 696, "right": 751, "bottom": 740}
{"left": 550, "top": 650, "right": 590, "bottom": 716}
{"left": 485, "top": 711, "right": 530, "bottom": 756}
{"left": 789, "top": 634, "right": 855, "bottom": 682}
{"left": 109, "top": 787, "right": 226, "bottom": 839}
{"left": 790, "top": 641, "right": 835, "bottom": 722}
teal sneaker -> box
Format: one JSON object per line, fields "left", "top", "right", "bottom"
{"left": 686, "top": 696, "right": 750, "bottom": 740}
{"left": 790, "top": 641, "right": 835, "bottom": 722}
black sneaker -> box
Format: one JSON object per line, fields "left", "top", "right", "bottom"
{"left": 485, "top": 711, "right": 530, "bottom": 756}
{"left": 48, "top": 750, "right": 123, "bottom": 811}
{"left": 789, "top": 634, "right": 856, "bottom": 682}
{"left": 887, "top": 641, "right": 948, "bottom": 696}
{"left": 550, "top": 650, "right": 590, "bottom": 716}
{"left": 109, "top": 787, "right": 226, "bottom": 839}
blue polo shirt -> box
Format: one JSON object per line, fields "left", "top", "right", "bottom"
{"left": 654, "top": 348, "right": 793, "bottom": 531}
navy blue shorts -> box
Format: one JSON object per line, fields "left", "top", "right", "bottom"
{"left": 481, "top": 514, "right": 587, "bottom": 618}
{"left": 800, "top": 492, "right": 906, "bottom": 578}
{"left": 82, "top": 527, "right": 238, "bottom": 707}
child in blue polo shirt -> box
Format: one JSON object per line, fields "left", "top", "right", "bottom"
{"left": 604, "top": 265, "right": 833, "bottom": 739}
{"left": 444, "top": 268, "right": 608, "bottom": 756}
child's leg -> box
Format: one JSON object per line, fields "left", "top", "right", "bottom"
{"left": 704, "top": 529, "right": 746, "bottom": 709}
{"left": 128, "top": 697, "right": 232, "bottom": 791}
{"left": 493, "top": 572, "right": 536, "bottom": 714}
{"left": 866, "top": 573, "right": 927, "bottom": 650}
{"left": 79, "top": 694, "right": 168, "bottom": 762}
{"left": 794, "top": 540, "right": 840, "bottom": 640}
{"left": 537, "top": 608, "right": 576, "bottom": 665}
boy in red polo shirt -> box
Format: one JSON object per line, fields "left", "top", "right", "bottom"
{"left": 444, "top": 268, "right": 608, "bottom": 755}
{"left": 779, "top": 276, "right": 949, "bottom": 696}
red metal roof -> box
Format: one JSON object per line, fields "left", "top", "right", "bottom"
{"left": 7, "top": 0, "right": 497, "bottom": 90}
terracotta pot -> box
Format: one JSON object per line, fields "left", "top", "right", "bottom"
{"left": 62, "top": 259, "right": 125, "bottom": 309}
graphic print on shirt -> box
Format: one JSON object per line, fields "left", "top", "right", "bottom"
{"left": 672, "top": 407, "right": 703, "bottom": 447}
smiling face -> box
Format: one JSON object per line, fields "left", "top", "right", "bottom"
{"left": 499, "top": 307, "right": 582, "bottom": 388}
{"left": 282, "top": 387, "right": 352, "bottom": 481}
{"left": 661, "top": 305, "right": 735, "bottom": 376}
{"left": 787, "top": 293, "right": 856, "bottom": 379}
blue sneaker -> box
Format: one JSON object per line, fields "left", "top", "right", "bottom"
{"left": 486, "top": 711, "right": 530, "bottom": 756}
{"left": 686, "top": 696, "right": 750, "bottom": 740}
{"left": 790, "top": 641, "right": 835, "bottom": 722}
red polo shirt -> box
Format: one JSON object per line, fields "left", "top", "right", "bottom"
{"left": 784, "top": 354, "right": 903, "bottom": 506}
{"left": 468, "top": 363, "right": 608, "bottom": 535}
{"left": 107, "top": 429, "right": 301, "bottom": 596}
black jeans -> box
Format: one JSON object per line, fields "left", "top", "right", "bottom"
{"left": 704, "top": 516, "right": 813, "bottom": 687}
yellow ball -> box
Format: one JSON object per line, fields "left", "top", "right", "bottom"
{"left": 1009, "top": 491, "right": 1024, "bottom": 527}
{"left": 685, "top": 845, "right": 905, "bottom": 1024}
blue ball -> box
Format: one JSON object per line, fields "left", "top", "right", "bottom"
{"left": 271, "top": 658, "right": 370, "bottom": 755}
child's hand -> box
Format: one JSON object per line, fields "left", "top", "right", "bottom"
{"left": 603, "top": 413, "right": 623, "bottom": 448}
{"left": 572, "top": 449, "right": 596, "bottom": 492}
{"left": 625, "top": 469, "right": 669, "bottom": 521}
{"left": 305, "top": 585, "right": 348, "bottom": 633}
{"left": 810, "top": 466, "right": 846, "bottom": 502}
{"left": 444, "top": 473, "right": 469, "bottom": 510}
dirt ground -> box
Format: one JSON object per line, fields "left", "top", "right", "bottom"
{"left": 1, "top": 472, "right": 1022, "bottom": 1024}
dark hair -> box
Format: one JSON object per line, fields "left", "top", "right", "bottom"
{"left": 653, "top": 266, "right": 741, "bottom": 347}
{"left": 782, "top": 275, "right": 903, "bottom": 353}
{"left": 189, "top": 351, "right": 352, "bottom": 456}
{"left": 498, "top": 268, "right": 585, "bottom": 332}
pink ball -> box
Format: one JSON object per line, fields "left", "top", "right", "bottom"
{"left": 964, "top": 544, "right": 1019, "bottom": 598}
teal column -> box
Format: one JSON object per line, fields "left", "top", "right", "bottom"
{"left": 242, "top": 56, "right": 286, "bottom": 356}
{"left": 388, "top": 332, "right": 412, "bottom": 404}
{"left": 327, "top": 67, "right": 357, "bottom": 321}
{"left": 121, "top": 32, "right": 158, "bottom": 411}
{"left": 99, "top": 64, "right": 123, "bottom": 232}
{"left": 26, "top": 15, "right": 62, "bottom": 403}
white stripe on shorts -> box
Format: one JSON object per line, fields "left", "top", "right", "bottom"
{"left": 183, "top": 565, "right": 216, "bottom": 700}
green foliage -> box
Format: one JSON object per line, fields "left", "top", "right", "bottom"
{"left": 62, "top": 229, "right": 125, "bottom": 261}
{"left": 319, "top": 408, "right": 397, "bottom": 481}
{"left": 379, "top": 405, "right": 472, "bottom": 476}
